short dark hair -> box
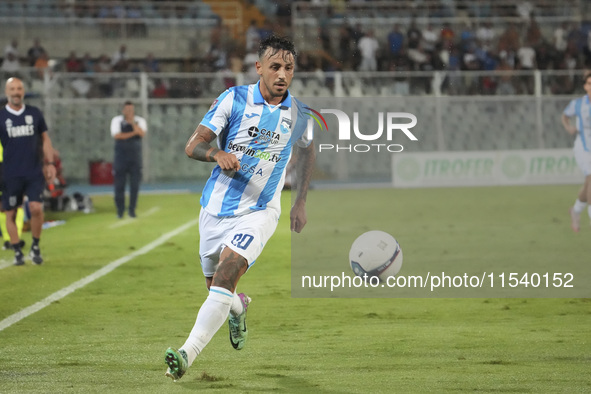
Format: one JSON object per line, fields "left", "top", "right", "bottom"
{"left": 258, "top": 35, "right": 297, "bottom": 61}
{"left": 123, "top": 100, "right": 133, "bottom": 107}
{"left": 584, "top": 71, "right": 591, "bottom": 85}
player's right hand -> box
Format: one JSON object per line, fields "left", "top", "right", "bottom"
{"left": 214, "top": 151, "right": 240, "bottom": 171}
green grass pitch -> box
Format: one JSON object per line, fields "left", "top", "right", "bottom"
{"left": 0, "top": 186, "right": 589, "bottom": 393}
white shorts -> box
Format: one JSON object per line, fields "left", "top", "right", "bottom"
{"left": 198, "top": 207, "right": 280, "bottom": 277}
{"left": 574, "top": 138, "right": 591, "bottom": 176}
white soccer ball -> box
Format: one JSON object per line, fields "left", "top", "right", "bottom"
{"left": 349, "top": 231, "right": 403, "bottom": 281}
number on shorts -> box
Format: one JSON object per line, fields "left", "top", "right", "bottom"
{"left": 231, "top": 233, "right": 254, "bottom": 250}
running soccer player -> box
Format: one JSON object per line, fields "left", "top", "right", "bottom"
{"left": 562, "top": 72, "right": 591, "bottom": 232}
{"left": 164, "top": 35, "right": 315, "bottom": 381}
{"left": 0, "top": 77, "right": 56, "bottom": 265}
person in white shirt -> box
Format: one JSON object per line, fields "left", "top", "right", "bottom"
{"left": 110, "top": 101, "right": 147, "bottom": 218}
{"left": 358, "top": 30, "right": 379, "bottom": 71}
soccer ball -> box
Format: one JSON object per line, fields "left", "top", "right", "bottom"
{"left": 349, "top": 231, "right": 403, "bottom": 281}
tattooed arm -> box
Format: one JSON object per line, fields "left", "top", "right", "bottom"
{"left": 290, "top": 141, "right": 315, "bottom": 233}
{"left": 185, "top": 124, "right": 240, "bottom": 171}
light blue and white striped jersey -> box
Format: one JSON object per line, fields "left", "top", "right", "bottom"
{"left": 199, "top": 82, "right": 312, "bottom": 217}
{"left": 564, "top": 95, "right": 591, "bottom": 151}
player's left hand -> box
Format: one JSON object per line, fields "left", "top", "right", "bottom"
{"left": 290, "top": 199, "right": 307, "bottom": 233}
{"left": 45, "top": 163, "right": 57, "bottom": 184}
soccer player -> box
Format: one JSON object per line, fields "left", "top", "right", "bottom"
{"left": 562, "top": 72, "right": 591, "bottom": 232}
{"left": 0, "top": 77, "right": 56, "bottom": 265}
{"left": 164, "top": 35, "right": 315, "bottom": 381}
{"left": 110, "top": 101, "right": 147, "bottom": 218}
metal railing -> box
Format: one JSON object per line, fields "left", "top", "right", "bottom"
{"left": 0, "top": 69, "right": 583, "bottom": 183}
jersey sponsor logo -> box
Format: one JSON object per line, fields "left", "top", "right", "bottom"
{"left": 240, "top": 162, "right": 264, "bottom": 176}
{"left": 227, "top": 140, "right": 281, "bottom": 163}
{"left": 25, "top": 115, "right": 33, "bottom": 125}
{"left": 246, "top": 126, "right": 280, "bottom": 145}
{"left": 5, "top": 119, "right": 35, "bottom": 138}
{"left": 245, "top": 113, "right": 260, "bottom": 119}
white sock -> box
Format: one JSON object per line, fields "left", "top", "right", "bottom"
{"left": 230, "top": 291, "right": 244, "bottom": 317}
{"left": 574, "top": 199, "right": 587, "bottom": 214}
{"left": 180, "top": 286, "right": 233, "bottom": 366}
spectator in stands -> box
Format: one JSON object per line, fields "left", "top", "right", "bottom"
{"left": 387, "top": 25, "right": 405, "bottom": 61}
{"left": 243, "top": 47, "right": 259, "bottom": 83}
{"left": 151, "top": 79, "right": 169, "bottom": 98}
{"left": 3, "top": 39, "right": 18, "bottom": 57}
{"left": 96, "top": 54, "right": 113, "bottom": 97}
{"left": 337, "top": 26, "right": 352, "bottom": 68}
{"left": 1, "top": 52, "right": 21, "bottom": 76}
{"left": 421, "top": 25, "right": 438, "bottom": 55}
{"left": 476, "top": 22, "right": 495, "bottom": 52}
{"left": 459, "top": 23, "right": 476, "bottom": 52}
{"left": 65, "top": 51, "right": 83, "bottom": 73}
{"left": 245, "top": 20, "right": 260, "bottom": 52}
{"left": 498, "top": 23, "right": 521, "bottom": 53}
{"left": 206, "top": 42, "right": 228, "bottom": 72}
{"left": 27, "top": 39, "right": 45, "bottom": 67}
{"left": 111, "top": 45, "right": 129, "bottom": 72}
{"left": 516, "top": 1, "right": 533, "bottom": 22}
{"left": 525, "top": 17, "right": 542, "bottom": 47}
{"left": 34, "top": 50, "right": 51, "bottom": 79}
{"left": 535, "top": 42, "right": 554, "bottom": 70}
{"left": 81, "top": 53, "right": 95, "bottom": 74}
{"left": 440, "top": 23, "right": 455, "bottom": 47}
{"left": 276, "top": 0, "right": 291, "bottom": 28}
{"left": 554, "top": 22, "right": 569, "bottom": 55}
{"left": 406, "top": 20, "right": 422, "bottom": 50}
{"left": 143, "top": 53, "right": 160, "bottom": 73}
{"left": 408, "top": 44, "right": 430, "bottom": 71}
{"left": 357, "top": 30, "right": 379, "bottom": 71}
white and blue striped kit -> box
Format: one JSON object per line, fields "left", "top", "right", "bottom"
{"left": 564, "top": 95, "right": 591, "bottom": 152}
{"left": 200, "top": 82, "right": 312, "bottom": 217}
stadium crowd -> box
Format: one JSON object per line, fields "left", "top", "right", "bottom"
{"left": 1, "top": 1, "right": 590, "bottom": 97}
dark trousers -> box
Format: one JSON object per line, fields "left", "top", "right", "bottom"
{"left": 114, "top": 157, "right": 142, "bottom": 217}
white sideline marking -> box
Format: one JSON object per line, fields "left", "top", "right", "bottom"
{"left": 109, "top": 206, "right": 161, "bottom": 229}
{"left": 0, "top": 259, "right": 13, "bottom": 270}
{"left": 0, "top": 218, "right": 198, "bottom": 332}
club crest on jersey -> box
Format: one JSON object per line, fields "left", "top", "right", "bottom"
{"left": 25, "top": 115, "right": 33, "bottom": 125}
{"left": 280, "top": 118, "right": 291, "bottom": 134}
{"left": 209, "top": 99, "right": 218, "bottom": 110}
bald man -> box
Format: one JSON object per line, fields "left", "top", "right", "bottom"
{"left": 0, "top": 77, "right": 56, "bottom": 265}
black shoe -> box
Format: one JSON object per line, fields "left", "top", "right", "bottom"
{"left": 29, "top": 245, "right": 43, "bottom": 265}
{"left": 14, "top": 250, "right": 24, "bottom": 266}
{"left": 128, "top": 211, "right": 136, "bottom": 218}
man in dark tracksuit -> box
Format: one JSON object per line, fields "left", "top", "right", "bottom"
{"left": 110, "top": 101, "right": 147, "bottom": 218}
